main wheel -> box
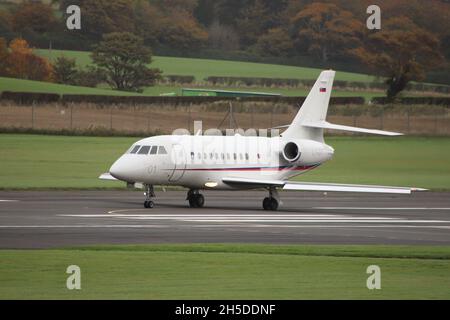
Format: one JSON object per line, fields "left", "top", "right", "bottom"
{"left": 189, "top": 197, "right": 197, "bottom": 208}
{"left": 263, "top": 197, "right": 271, "bottom": 210}
{"left": 144, "top": 200, "right": 154, "bottom": 209}
{"left": 195, "top": 194, "right": 205, "bottom": 208}
{"left": 263, "top": 197, "right": 279, "bottom": 211}
{"left": 269, "top": 198, "right": 279, "bottom": 211}
{"left": 189, "top": 194, "right": 205, "bottom": 208}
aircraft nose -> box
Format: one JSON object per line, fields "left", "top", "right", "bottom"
{"left": 110, "top": 157, "right": 134, "bottom": 182}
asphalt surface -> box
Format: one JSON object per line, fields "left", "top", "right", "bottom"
{"left": 0, "top": 190, "right": 449, "bottom": 248}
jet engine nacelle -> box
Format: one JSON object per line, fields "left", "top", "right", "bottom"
{"left": 282, "top": 142, "right": 301, "bottom": 162}
{"left": 281, "top": 139, "right": 334, "bottom": 165}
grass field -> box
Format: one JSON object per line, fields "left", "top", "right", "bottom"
{"left": 0, "top": 244, "right": 449, "bottom": 299}
{"left": 0, "top": 134, "right": 449, "bottom": 190}
{"left": 36, "top": 49, "right": 375, "bottom": 82}
{"left": 0, "top": 49, "right": 391, "bottom": 98}
{"left": 0, "top": 77, "right": 144, "bottom": 96}
{"left": 0, "top": 77, "right": 383, "bottom": 98}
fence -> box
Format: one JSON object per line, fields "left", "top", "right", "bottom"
{"left": 1, "top": 100, "right": 449, "bottom": 136}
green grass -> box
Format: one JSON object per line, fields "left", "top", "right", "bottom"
{"left": 0, "top": 134, "right": 449, "bottom": 190}
{"left": 0, "top": 77, "right": 382, "bottom": 98}
{"left": 36, "top": 49, "right": 375, "bottom": 82}
{"left": 0, "top": 134, "right": 132, "bottom": 189}
{"left": 299, "top": 136, "right": 450, "bottom": 190}
{"left": 0, "top": 244, "right": 449, "bottom": 299}
{"left": 1, "top": 49, "right": 383, "bottom": 98}
{"left": 0, "top": 77, "right": 145, "bottom": 96}
{"left": 142, "top": 85, "right": 384, "bottom": 99}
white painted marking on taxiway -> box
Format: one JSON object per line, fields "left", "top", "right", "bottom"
{"left": 57, "top": 214, "right": 450, "bottom": 224}
{"left": 175, "top": 219, "right": 447, "bottom": 223}
{"left": 64, "top": 214, "right": 346, "bottom": 218}
{"left": 315, "top": 207, "right": 450, "bottom": 210}
{"left": 0, "top": 225, "right": 449, "bottom": 229}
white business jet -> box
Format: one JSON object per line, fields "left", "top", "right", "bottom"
{"left": 100, "top": 70, "right": 425, "bottom": 210}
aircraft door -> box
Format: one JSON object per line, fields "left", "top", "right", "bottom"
{"left": 168, "top": 144, "right": 187, "bottom": 182}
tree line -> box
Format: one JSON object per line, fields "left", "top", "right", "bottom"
{"left": 1, "top": 1, "right": 448, "bottom": 60}
{"left": 0, "top": 0, "right": 449, "bottom": 99}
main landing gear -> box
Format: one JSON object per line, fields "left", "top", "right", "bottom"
{"left": 187, "top": 189, "right": 205, "bottom": 208}
{"left": 263, "top": 188, "right": 280, "bottom": 211}
{"left": 144, "top": 184, "right": 155, "bottom": 209}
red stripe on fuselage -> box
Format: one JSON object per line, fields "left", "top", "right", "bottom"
{"left": 181, "top": 165, "right": 319, "bottom": 172}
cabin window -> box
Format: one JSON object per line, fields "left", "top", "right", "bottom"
{"left": 138, "top": 146, "right": 151, "bottom": 155}
{"left": 221, "top": 153, "right": 225, "bottom": 160}
{"left": 239, "top": 154, "right": 243, "bottom": 160}
{"left": 130, "top": 145, "right": 141, "bottom": 154}
{"left": 215, "top": 153, "right": 219, "bottom": 160}
{"left": 191, "top": 152, "right": 195, "bottom": 160}
{"left": 198, "top": 153, "right": 201, "bottom": 160}
{"left": 150, "top": 146, "right": 158, "bottom": 155}
{"left": 233, "top": 153, "right": 237, "bottom": 160}
{"left": 204, "top": 153, "right": 207, "bottom": 159}
{"left": 257, "top": 153, "right": 261, "bottom": 160}
{"left": 158, "top": 146, "right": 167, "bottom": 155}
{"left": 245, "top": 153, "right": 249, "bottom": 161}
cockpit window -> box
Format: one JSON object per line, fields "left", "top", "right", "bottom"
{"left": 138, "top": 146, "right": 151, "bottom": 155}
{"left": 150, "top": 146, "right": 158, "bottom": 155}
{"left": 130, "top": 145, "right": 141, "bottom": 154}
{"left": 158, "top": 146, "right": 167, "bottom": 155}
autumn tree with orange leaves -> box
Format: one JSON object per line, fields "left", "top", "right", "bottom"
{"left": 0, "top": 38, "right": 53, "bottom": 82}
{"left": 0, "top": 38, "right": 8, "bottom": 75}
{"left": 351, "top": 17, "right": 445, "bottom": 100}
{"left": 290, "top": 2, "right": 364, "bottom": 63}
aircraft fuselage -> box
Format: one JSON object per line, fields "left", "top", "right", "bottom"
{"left": 109, "top": 135, "right": 335, "bottom": 190}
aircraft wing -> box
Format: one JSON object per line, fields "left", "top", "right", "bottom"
{"left": 99, "top": 173, "right": 118, "bottom": 181}
{"left": 222, "top": 177, "right": 426, "bottom": 194}
{"left": 222, "top": 177, "right": 285, "bottom": 188}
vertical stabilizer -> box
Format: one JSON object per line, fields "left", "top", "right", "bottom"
{"left": 282, "top": 70, "right": 335, "bottom": 142}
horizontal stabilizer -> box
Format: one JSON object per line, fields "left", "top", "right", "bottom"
{"left": 302, "top": 121, "right": 403, "bottom": 136}
{"left": 99, "top": 173, "right": 118, "bottom": 181}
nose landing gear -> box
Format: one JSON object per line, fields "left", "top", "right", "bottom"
{"left": 187, "top": 189, "right": 205, "bottom": 208}
{"left": 263, "top": 188, "right": 280, "bottom": 211}
{"left": 144, "top": 184, "right": 155, "bottom": 209}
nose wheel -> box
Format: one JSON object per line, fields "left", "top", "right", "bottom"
{"left": 143, "top": 184, "right": 155, "bottom": 209}
{"left": 263, "top": 188, "right": 280, "bottom": 211}
{"left": 187, "top": 190, "right": 205, "bottom": 208}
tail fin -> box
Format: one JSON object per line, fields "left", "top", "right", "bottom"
{"left": 282, "top": 70, "right": 402, "bottom": 141}
{"left": 283, "top": 70, "right": 335, "bottom": 142}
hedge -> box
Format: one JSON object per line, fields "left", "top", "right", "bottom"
{"left": 163, "top": 75, "right": 196, "bottom": 84}
{"left": 1, "top": 91, "right": 60, "bottom": 104}
{"left": 371, "top": 97, "right": 450, "bottom": 106}
{"left": 1, "top": 91, "right": 365, "bottom": 106}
